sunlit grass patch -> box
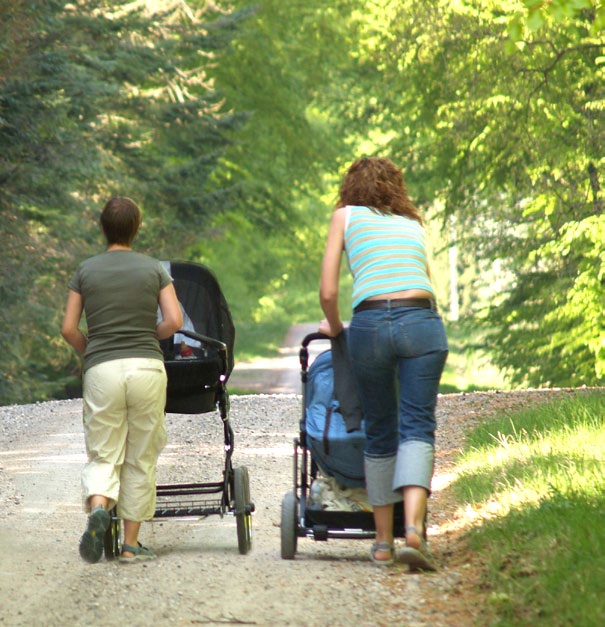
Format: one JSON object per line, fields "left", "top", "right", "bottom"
{"left": 456, "top": 393, "right": 605, "bottom": 509}
{"left": 452, "top": 391, "right": 605, "bottom": 626}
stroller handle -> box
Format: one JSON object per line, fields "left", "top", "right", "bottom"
{"left": 177, "top": 328, "right": 227, "bottom": 352}
{"left": 299, "top": 332, "right": 330, "bottom": 374}
{"left": 176, "top": 328, "right": 229, "bottom": 375}
{"left": 301, "top": 332, "right": 329, "bottom": 348}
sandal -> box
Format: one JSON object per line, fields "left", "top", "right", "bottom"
{"left": 370, "top": 541, "right": 394, "bottom": 566}
{"left": 119, "top": 542, "right": 157, "bottom": 563}
{"left": 79, "top": 506, "right": 110, "bottom": 564}
{"left": 399, "top": 525, "right": 436, "bottom": 572}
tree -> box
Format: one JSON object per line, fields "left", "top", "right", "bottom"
{"left": 361, "top": 1, "right": 605, "bottom": 386}
{"left": 2, "top": 0, "right": 601, "bottom": 402}
{"left": 209, "top": 0, "right": 357, "bottom": 228}
{"left": 0, "top": 0, "right": 243, "bottom": 404}
{"left": 194, "top": 0, "right": 364, "bottom": 342}
{"left": 509, "top": 0, "right": 605, "bottom": 39}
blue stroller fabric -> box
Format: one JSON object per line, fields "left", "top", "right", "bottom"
{"left": 305, "top": 350, "right": 366, "bottom": 488}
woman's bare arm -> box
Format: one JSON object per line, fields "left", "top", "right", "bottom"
{"left": 61, "top": 290, "right": 87, "bottom": 354}
{"left": 319, "top": 207, "right": 346, "bottom": 337}
{"left": 156, "top": 283, "right": 183, "bottom": 340}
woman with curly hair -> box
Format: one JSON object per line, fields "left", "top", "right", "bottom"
{"left": 319, "top": 157, "right": 448, "bottom": 570}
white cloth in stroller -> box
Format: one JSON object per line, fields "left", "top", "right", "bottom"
{"left": 308, "top": 476, "right": 371, "bottom": 513}
{"left": 158, "top": 261, "right": 200, "bottom": 348}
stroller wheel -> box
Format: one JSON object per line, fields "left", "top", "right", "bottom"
{"left": 233, "top": 466, "right": 252, "bottom": 555}
{"left": 103, "top": 507, "right": 121, "bottom": 560}
{"left": 280, "top": 491, "right": 298, "bottom": 559}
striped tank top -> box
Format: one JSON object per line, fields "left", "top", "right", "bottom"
{"left": 344, "top": 205, "right": 434, "bottom": 309}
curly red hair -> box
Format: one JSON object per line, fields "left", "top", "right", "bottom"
{"left": 337, "top": 157, "right": 423, "bottom": 224}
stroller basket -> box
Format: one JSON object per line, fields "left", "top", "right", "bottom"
{"left": 155, "top": 482, "right": 225, "bottom": 518}
{"left": 164, "top": 348, "right": 222, "bottom": 414}
{"left": 304, "top": 508, "right": 376, "bottom": 531}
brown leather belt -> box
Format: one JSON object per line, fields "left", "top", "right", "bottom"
{"left": 354, "top": 298, "right": 436, "bottom": 313}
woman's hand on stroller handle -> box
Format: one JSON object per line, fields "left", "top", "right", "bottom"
{"left": 318, "top": 318, "right": 344, "bottom": 338}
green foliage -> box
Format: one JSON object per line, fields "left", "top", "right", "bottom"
{"left": 454, "top": 392, "right": 605, "bottom": 625}
{"left": 508, "top": 0, "right": 605, "bottom": 39}
{"left": 488, "top": 214, "right": 605, "bottom": 386}
{"left": 208, "top": 0, "right": 356, "bottom": 229}
{"left": 0, "top": 0, "right": 602, "bottom": 403}
{"left": 439, "top": 320, "right": 509, "bottom": 393}
{"left": 0, "top": 0, "right": 242, "bottom": 404}
{"left": 187, "top": 0, "right": 364, "bottom": 361}
{"left": 191, "top": 200, "right": 331, "bottom": 361}
{"left": 336, "top": 1, "right": 605, "bottom": 387}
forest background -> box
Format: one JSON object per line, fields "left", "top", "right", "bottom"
{"left": 0, "top": 0, "right": 603, "bottom": 406}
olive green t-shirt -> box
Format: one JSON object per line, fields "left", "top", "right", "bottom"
{"left": 68, "top": 250, "right": 173, "bottom": 372}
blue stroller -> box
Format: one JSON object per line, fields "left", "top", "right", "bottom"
{"left": 280, "top": 332, "right": 405, "bottom": 559}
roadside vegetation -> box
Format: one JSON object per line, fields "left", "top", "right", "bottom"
{"left": 439, "top": 321, "right": 509, "bottom": 394}
{"left": 1, "top": 1, "right": 603, "bottom": 405}
{"left": 453, "top": 391, "right": 605, "bottom": 626}
{"left": 231, "top": 315, "right": 509, "bottom": 396}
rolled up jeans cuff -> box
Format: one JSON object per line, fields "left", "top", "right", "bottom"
{"left": 393, "top": 440, "right": 434, "bottom": 493}
{"left": 364, "top": 455, "right": 404, "bottom": 506}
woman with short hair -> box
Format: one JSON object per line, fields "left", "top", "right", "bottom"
{"left": 62, "top": 196, "right": 182, "bottom": 563}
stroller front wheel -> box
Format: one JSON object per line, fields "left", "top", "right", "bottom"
{"left": 280, "top": 491, "right": 298, "bottom": 559}
{"left": 233, "top": 466, "right": 253, "bottom": 555}
{"left": 103, "top": 507, "right": 121, "bottom": 560}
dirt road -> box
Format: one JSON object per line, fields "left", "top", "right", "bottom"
{"left": 0, "top": 322, "right": 472, "bottom": 627}
{"left": 1, "top": 393, "right": 462, "bottom": 627}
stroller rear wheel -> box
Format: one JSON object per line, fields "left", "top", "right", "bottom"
{"left": 233, "top": 466, "right": 252, "bottom": 555}
{"left": 103, "top": 507, "right": 121, "bottom": 560}
{"left": 280, "top": 491, "right": 298, "bottom": 559}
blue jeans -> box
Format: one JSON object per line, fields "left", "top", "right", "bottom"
{"left": 347, "top": 306, "right": 448, "bottom": 503}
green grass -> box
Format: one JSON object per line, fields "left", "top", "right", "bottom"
{"left": 452, "top": 391, "right": 605, "bottom": 626}
{"left": 439, "top": 319, "right": 509, "bottom": 394}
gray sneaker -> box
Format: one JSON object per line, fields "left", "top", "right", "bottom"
{"left": 79, "top": 506, "right": 110, "bottom": 564}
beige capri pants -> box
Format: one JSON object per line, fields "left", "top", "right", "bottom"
{"left": 81, "top": 357, "right": 167, "bottom": 521}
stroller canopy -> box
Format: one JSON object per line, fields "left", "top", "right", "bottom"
{"left": 167, "top": 261, "right": 235, "bottom": 378}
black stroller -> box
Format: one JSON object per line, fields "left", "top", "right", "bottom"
{"left": 104, "top": 261, "right": 254, "bottom": 558}
{"left": 280, "top": 332, "right": 404, "bottom": 559}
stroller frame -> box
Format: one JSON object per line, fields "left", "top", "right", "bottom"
{"left": 103, "top": 261, "right": 254, "bottom": 559}
{"left": 280, "top": 333, "right": 404, "bottom": 559}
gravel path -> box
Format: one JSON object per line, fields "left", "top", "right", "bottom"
{"left": 0, "top": 323, "right": 589, "bottom": 626}
{"left": 0, "top": 387, "right": 586, "bottom": 627}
